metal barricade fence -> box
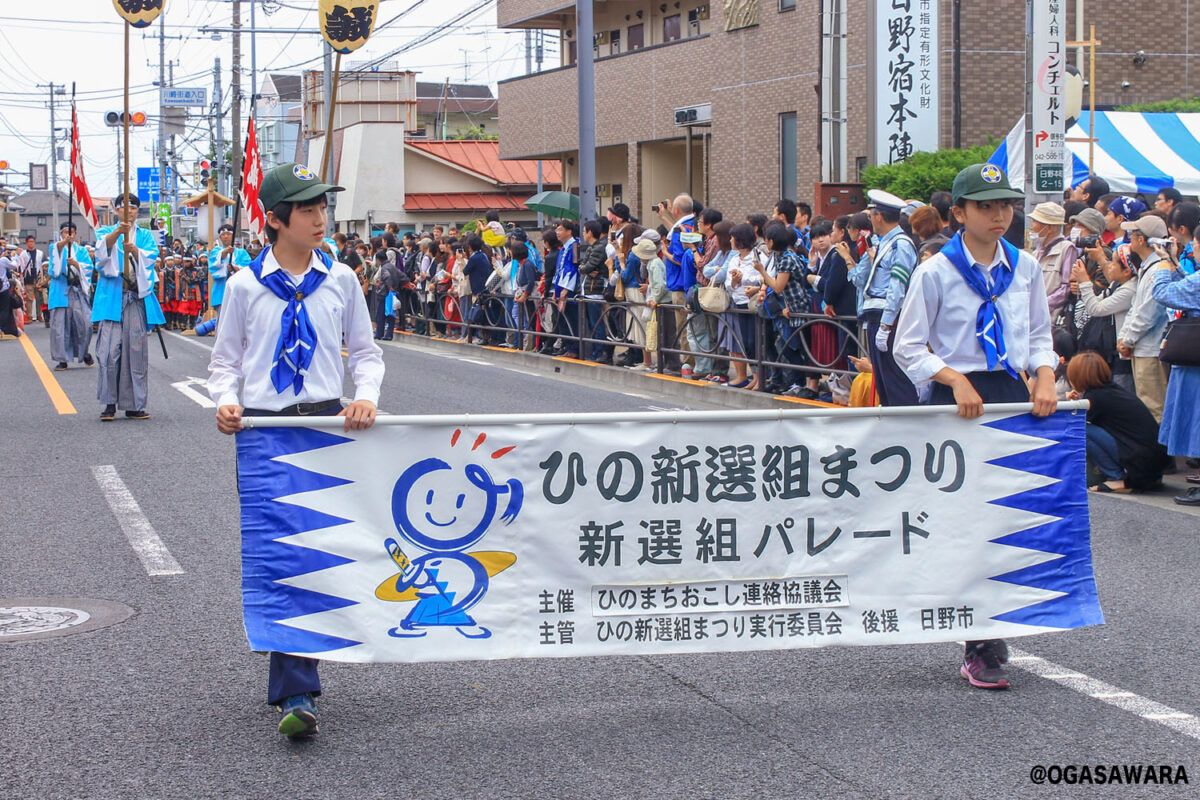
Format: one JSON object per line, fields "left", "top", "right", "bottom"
{"left": 397, "top": 290, "right": 867, "bottom": 391}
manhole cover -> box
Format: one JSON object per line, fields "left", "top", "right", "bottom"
{"left": 0, "top": 606, "right": 91, "bottom": 636}
{"left": 0, "top": 597, "right": 134, "bottom": 642}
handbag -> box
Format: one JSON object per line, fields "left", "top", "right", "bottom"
{"left": 645, "top": 309, "right": 659, "bottom": 352}
{"left": 698, "top": 283, "right": 730, "bottom": 313}
{"left": 1160, "top": 316, "right": 1200, "bottom": 367}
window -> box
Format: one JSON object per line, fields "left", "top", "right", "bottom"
{"left": 37, "top": 216, "right": 46, "bottom": 226}
{"left": 779, "top": 0, "right": 796, "bottom": 10}
{"left": 779, "top": 112, "right": 797, "bottom": 201}
{"left": 687, "top": 8, "right": 701, "bottom": 36}
{"left": 628, "top": 23, "right": 644, "bottom": 50}
{"left": 610, "top": 29, "right": 621, "bottom": 54}
{"left": 663, "top": 14, "right": 681, "bottom": 42}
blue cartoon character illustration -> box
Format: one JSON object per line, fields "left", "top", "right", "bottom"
{"left": 375, "top": 430, "right": 521, "bottom": 639}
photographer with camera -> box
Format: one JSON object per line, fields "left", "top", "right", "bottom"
{"left": 1069, "top": 234, "right": 1136, "bottom": 394}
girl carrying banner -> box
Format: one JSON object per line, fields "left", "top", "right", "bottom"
{"left": 893, "top": 164, "right": 1059, "bottom": 690}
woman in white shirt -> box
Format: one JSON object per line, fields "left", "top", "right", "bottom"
{"left": 723, "top": 223, "right": 763, "bottom": 389}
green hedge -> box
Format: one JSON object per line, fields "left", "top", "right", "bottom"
{"left": 1115, "top": 97, "right": 1200, "bottom": 113}
{"left": 861, "top": 143, "right": 998, "bottom": 200}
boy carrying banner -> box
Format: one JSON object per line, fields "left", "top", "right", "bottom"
{"left": 208, "top": 162, "right": 384, "bottom": 739}
{"left": 893, "top": 163, "right": 1058, "bottom": 689}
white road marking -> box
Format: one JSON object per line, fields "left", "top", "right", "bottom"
{"left": 163, "top": 330, "right": 213, "bottom": 351}
{"left": 91, "top": 465, "right": 183, "bottom": 577}
{"left": 1011, "top": 647, "right": 1200, "bottom": 741}
{"left": 171, "top": 376, "right": 215, "bottom": 408}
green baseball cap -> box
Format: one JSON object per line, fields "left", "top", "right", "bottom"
{"left": 259, "top": 162, "right": 343, "bottom": 211}
{"left": 952, "top": 163, "right": 1025, "bottom": 206}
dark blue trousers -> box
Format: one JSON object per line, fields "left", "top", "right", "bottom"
{"left": 928, "top": 369, "right": 1030, "bottom": 406}
{"left": 242, "top": 403, "right": 341, "bottom": 705}
{"left": 863, "top": 310, "right": 918, "bottom": 406}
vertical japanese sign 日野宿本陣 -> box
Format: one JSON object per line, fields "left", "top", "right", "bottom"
{"left": 873, "top": 0, "right": 939, "bottom": 166}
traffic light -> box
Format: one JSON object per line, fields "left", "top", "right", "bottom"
{"left": 195, "top": 159, "right": 212, "bottom": 186}
{"left": 104, "top": 111, "right": 148, "bottom": 127}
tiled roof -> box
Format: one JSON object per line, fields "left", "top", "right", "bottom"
{"left": 404, "top": 193, "right": 529, "bottom": 211}
{"left": 405, "top": 140, "right": 562, "bottom": 186}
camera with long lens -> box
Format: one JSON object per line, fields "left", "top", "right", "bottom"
{"left": 1074, "top": 234, "right": 1100, "bottom": 249}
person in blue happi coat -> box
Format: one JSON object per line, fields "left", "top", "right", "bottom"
{"left": 47, "top": 221, "right": 95, "bottom": 370}
{"left": 93, "top": 192, "right": 165, "bottom": 421}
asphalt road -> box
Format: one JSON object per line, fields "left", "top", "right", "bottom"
{"left": 2, "top": 324, "right": 1198, "bottom": 800}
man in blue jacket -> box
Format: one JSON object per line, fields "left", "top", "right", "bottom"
{"left": 92, "top": 193, "right": 166, "bottom": 421}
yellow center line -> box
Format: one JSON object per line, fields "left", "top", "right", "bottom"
{"left": 17, "top": 333, "right": 77, "bottom": 415}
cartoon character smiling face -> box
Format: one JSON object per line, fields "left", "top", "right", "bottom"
{"left": 391, "top": 458, "right": 523, "bottom": 553}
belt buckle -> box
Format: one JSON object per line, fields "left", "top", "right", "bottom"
{"left": 296, "top": 402, "right": 317, "bottom": 416}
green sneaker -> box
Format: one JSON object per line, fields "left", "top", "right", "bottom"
{"left": 277, "top": 693, "right": 318, "bottom": 739}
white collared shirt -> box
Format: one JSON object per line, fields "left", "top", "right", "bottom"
{"left": 208, "top": 249, "right": 384, "bottom": 411}
{"left": 893, "top": 240, "right": 1058, "bottom": 385}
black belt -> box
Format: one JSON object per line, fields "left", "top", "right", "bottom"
{"left": 244, "top": 399, "right": 341, "bottom": 417}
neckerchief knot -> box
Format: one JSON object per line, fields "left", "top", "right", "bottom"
{"left": 941, "top": 231, "right": 1021, "bottom": 380}
{"left": 247, "top": 246, "right": 332, "bottom": 395}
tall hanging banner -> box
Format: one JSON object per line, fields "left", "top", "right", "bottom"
{"left": 318, "top": 1, "right": 380, "bottom": 53}
{"left": 872, "top": 0, "right": 939, "bottom": 165}
{"left": 235, "top": 406, "right": 1103, "bottom": 663}
{"left": 111, "top": 0, "right": 165, "bottom": 27}
{"left": 70, "top": 107, "right": 99, "bottom": 230}
{"left": 239, "top": 117, "right": 267, "bottom": 245}
{"left": 1030, "top": 1, "right": 1067, "bottom": 193}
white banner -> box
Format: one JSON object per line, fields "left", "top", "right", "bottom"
{"left": 1031, "top": 0, "right": 1067, "bottom": 193}
{"left": 236, "top": 406, "right": 1102, "bottom": 663}
{"left": 873, "top": 0, "right": 939, "bottom": 165}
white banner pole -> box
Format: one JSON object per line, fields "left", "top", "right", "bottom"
{"left": 240, "top": 402, "right": 1090, "bottom": 429}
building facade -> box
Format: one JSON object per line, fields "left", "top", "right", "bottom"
{"left": 255, "top": 73, "right": 303, "bottom": 173}
{"left": 497, "top": 0, "right": 1200, "bottom": 222}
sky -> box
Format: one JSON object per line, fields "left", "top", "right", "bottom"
{"left": 0, "top": 0, "right": 549, "bottom": 199}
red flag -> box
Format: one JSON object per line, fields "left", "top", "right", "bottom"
{"left": 70, "top": 107, "right": 99, "bottom": 230}
{"left": 240, "top": 116, "right": 267, "bottom": 245}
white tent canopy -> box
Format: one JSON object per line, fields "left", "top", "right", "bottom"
{"left": 989, "top": 111, "right": 1200, "bottom": 196}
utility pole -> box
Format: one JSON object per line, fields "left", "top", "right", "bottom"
{"left": 322, "top": 44, "right": 335, "bottom": 235}
{"left": 525, "top": 29, "right": 532, "bottom": 74}
{"left": 48, "top": 82, "right": 60, "bottom": 233}
{"left": 231, "top": 0, "right": 243, "bottom": 199}
{"left": 168, "top": 61, "right": 178, "bottom": 226}
{"left": 249, "top": 0, "right": 258, "bottom": 105}
{"left": 214, "top": 58, "right": 225, "bottom": 204}
{"left": 576, "top": 0, "right": 596, "bottom": 220}
{"left": 159, "top": 11, "right": 167, "bottom": 209}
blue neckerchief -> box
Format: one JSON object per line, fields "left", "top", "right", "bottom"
{"left": 248, "top": 246, "right": 332, "bottom": 395}
{"left": 941, "top": 231, "right": 1021, "bottom": 379}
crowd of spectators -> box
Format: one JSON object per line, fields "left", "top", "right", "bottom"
{"left": 2, "top": 176, "right": 1197, "bottom": 504}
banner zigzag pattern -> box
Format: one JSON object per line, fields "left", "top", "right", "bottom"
{"left": 237, "top": 427, "right": 362, "bottom": 654}
{"left": 983, "top": 412, "right": 1104, "bottom": 629}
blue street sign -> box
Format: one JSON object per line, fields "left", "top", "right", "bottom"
{"left": 161, "top": 87, "right": 207, "bottom": 107}
{"left": 136, "top": 166, "right": 174, "bottom": 202}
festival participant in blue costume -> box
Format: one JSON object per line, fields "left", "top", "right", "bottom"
{"left": 93, "top": 192, "right": 165, "bottom": 421}
{"left": 48, "top": 221, "right": 95, "bottom": 370}
{"left": 208, "top": 162, "right": 383, "bottom": 741}
{"left": 207, "top": 223, "right": 250, "bottom": 319}
{"left": 894, "top": 163, "right": 1058, "bottom": 691}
